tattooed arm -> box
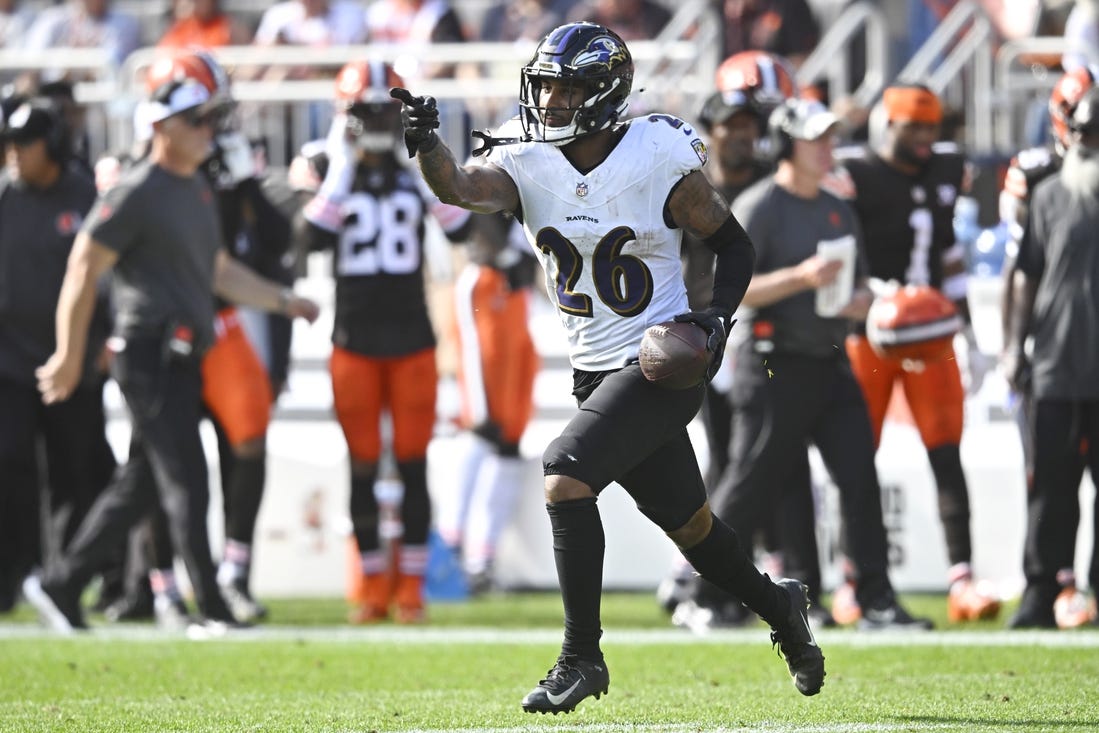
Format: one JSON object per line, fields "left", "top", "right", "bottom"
{"left": 668, "top": 171, "right": 755, "bottom": 318}
{"left": 415, "top": 139, "right": 520, "bottom": 216}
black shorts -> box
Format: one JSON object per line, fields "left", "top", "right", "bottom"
{"left": 542, "top": 363, "right": 708, "bottom": 532}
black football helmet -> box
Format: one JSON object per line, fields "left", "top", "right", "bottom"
{"left": 519, "top": 22, "right": 633, "bottom": 146}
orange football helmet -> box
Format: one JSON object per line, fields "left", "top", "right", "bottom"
{"left": 714, "top": 51, "right": 798, "bottom": 111}
{"left": 334, "top": 60, "right": 405, "bottom": 152}
{"left": 865, "top": 284, "right": 962, "bottom": 362}
{"left": 1050, "top": 65, "right": 1099, "bottom": 154}
{"left": 144, "top": 48, "right": 232, "bottom": 124}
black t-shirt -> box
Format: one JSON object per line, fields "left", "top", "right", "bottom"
{"left": 1019, "top": 167, "right": 1099, "bottom": 400}
{"left": 85, "top": 161, "right": 222, "bottom": 352}
{"left": 0, "top": 165, "right": 98, "bottom": 385}
{"left": 840, "top": 146, "right": 965, "bottom": 288}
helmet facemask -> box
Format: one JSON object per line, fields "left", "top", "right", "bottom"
{"left": 518, "top": 23, "right": 633, "bottom": 146}
{"left": 345, "top": 100, "right": 401, "bottom": 153}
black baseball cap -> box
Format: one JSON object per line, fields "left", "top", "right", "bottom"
{"left": 698, "top": 89, "right": 759, "bottom": 130}
{"left": 1, "top": 101, "right": 57, "bottom": 144}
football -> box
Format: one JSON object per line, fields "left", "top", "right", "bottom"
{"left": 865, "top": 284, "right": 963, "bottom": 362}
{"left": 638, "top": 320, "right": 710, "bottom": 389}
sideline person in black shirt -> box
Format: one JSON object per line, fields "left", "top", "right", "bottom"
{"left": 23, "top": 49, "right": 319, "bottom": 634}
{"left": 0, "top": 98, "right": 110, "bottom": 612}
{"left": 1003, "top": 86, "right": 1099, "bottom": 629}
{"left": 693, "top": 97, "right": 932, "bottom": 631}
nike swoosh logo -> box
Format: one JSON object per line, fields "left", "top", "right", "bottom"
{"left": 545, "top": 679, "right": 582, "bottom": 706}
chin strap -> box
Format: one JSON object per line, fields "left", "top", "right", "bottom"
{"left": 471, "top": 128, "right": 531, "bottom": 157}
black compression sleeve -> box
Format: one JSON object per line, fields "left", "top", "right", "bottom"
{"left": 703, "top": 214, "right": 756, "bottom": 319}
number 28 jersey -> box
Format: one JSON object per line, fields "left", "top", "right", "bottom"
{"left": 488, "top": 114, "right": 708, "bottom": 371}
{"left": 297, "top": 147, "right": 470, "bottom": 356}
{"left": 831, "top": 144, "right": 965, "bottom": 289}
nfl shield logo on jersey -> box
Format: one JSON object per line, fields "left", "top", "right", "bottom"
{"left": 576, "top": 182, "right": 589, "bottom": 198}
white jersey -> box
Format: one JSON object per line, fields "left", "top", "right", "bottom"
{"left": 488, "top": 114, "right": 708, "bottom": 371}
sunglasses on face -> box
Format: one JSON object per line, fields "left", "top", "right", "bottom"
{"left": 179, "top": 105, "right": 232, "bottom": 131}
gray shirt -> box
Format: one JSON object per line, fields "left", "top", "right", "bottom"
{"left": 1019, "top": 169, "right": 1099, "bottom": 399}
{"left": 85, "top": 161, "right": 222, "bottom": 353}
{"left": 0, "top": 165, "right": 98, "bottom": 385}
{"left": 732, "top": 177, "right": 864, "bottom": 359}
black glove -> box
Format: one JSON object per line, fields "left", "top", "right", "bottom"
{"left": 390, "top": 87, "right": 440, "bottom": 158}
{"left": 673, "top": 308, "right": 735, "bottom": 382}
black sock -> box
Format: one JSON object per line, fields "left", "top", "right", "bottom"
{"left": 350, "top": 471, "right": 380, "bottom": 554}
{"left": 397, "top": 460, "right": 430, "bottom": 546}
{"left": 547, "top": 497, "right": 604, "bottom": 659}
{"left": 927, "top": 444, "right": 972, "bottom": 566}
{"left": 224, "top": 453, "right": 266, "bottom": 545}
{"left": 682, "top": 514, "right": 789, "bottom": 627}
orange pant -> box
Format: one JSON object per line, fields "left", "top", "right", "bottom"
{"left": 845, "top": 334, "right": 964, "bottom": 450}
{"left": 451, "top": 265, "right": 539, "bottom": 445}
{"left": 201, "top": 308, "right": 272, "bottom": 446}
{"left": 330, "top": 345, "right": 437, "bottom": 462}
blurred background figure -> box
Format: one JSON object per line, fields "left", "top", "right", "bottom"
{"left": 481, "top": 0, "right": 577, "bottom": 43}
{"left": 158, "top": 0, "right": 251, "bottom": 49}
{"left": 294, "top": 60, "right": 471, "bottom": 624}
{"left": 252, "top": 0, "right": 369, "bottom": 159}
{"left": 253, "top": 0, "right": 367, "bottom": 47}
{"left": 1060, "top": 0, "right": 1099, "bottom": 73}
{"left": 0, "top": 97, "right": 109, "bottom": 614}
{"left": 719, "top": 0, "right": 820, "bottom": 69}
{"left": 23, "top": 0, "right": 142, "bottom": 78}
{"left": 437, "top": 211, "right": 539, "bottom": 595}
{"left": 999, "top": 64, "right": 1099, "bottom": 630}
{"left": 567, "top": 0, "right": 671, "bottom": 41}
{"left": 702, "top": 96, "right": 930, "bottom": 632}
{"left": 832, "top": 84, "right": 1000, "bottom": 624}
{"left": 665, "top": 51, "right": 826, "bottom": 629}
{"left": 0, "top": 0, "right": 32, "bottom": 49}
{"left": 1002, "top": 85, "right": 1099, "bottom": 630}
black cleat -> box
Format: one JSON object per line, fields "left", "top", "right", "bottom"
{"left": 770, "top": 579, "right": 826, "bottom": 696}
{"left": 859, "top": 598, "right": 934, "bottom": 631}
{"left": 22, "top": 574, "right": 87, "bottom": 633}
{"left": 521, "top": 654, "right": 609, "bottom": 714}
{"left": 1007, "top": 585, "right": 1057, "bottom": 629}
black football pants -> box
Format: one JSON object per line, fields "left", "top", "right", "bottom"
{"left": 48, "top": 336, "right": 231, "bottom": 620}
{"left": 707, "top": 351, "right": 894, "bottom": 609}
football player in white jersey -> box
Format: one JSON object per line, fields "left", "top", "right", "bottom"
{"left": 392, "top": 22, "right": 825, "bottom": 713}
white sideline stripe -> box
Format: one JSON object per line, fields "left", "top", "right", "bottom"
{"left": 2, "top": 624, "right": 1099, "bottom": 646}
{"left": 397, "top": 725, "right": 960, "bottom": 733}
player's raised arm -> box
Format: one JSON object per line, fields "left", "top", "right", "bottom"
{"left": 390, "top": 87, "right": 519, "bottom": 215}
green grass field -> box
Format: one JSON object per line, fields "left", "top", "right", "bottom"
{"left": 3, "top": 593, "right": 1098, "bottom": 732}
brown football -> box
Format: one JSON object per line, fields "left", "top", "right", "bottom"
{"left": 638, "top": 320, "right": 710, "bottom": 389}
{"left": 866, "top": 284, "right": 963, "bottom": 362}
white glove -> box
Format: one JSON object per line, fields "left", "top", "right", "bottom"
{"left": 319, "top": 113, "right": 356, "bottom": 198}
{"left": 215, "top": 131, "right": 256, "bottom": 185}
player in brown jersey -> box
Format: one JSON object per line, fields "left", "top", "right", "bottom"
{"left": 832, "top": 84, "right": 1000, "bottom": 623}
{"left": 297, "top": 60, "right": 472, "bottom": 623}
